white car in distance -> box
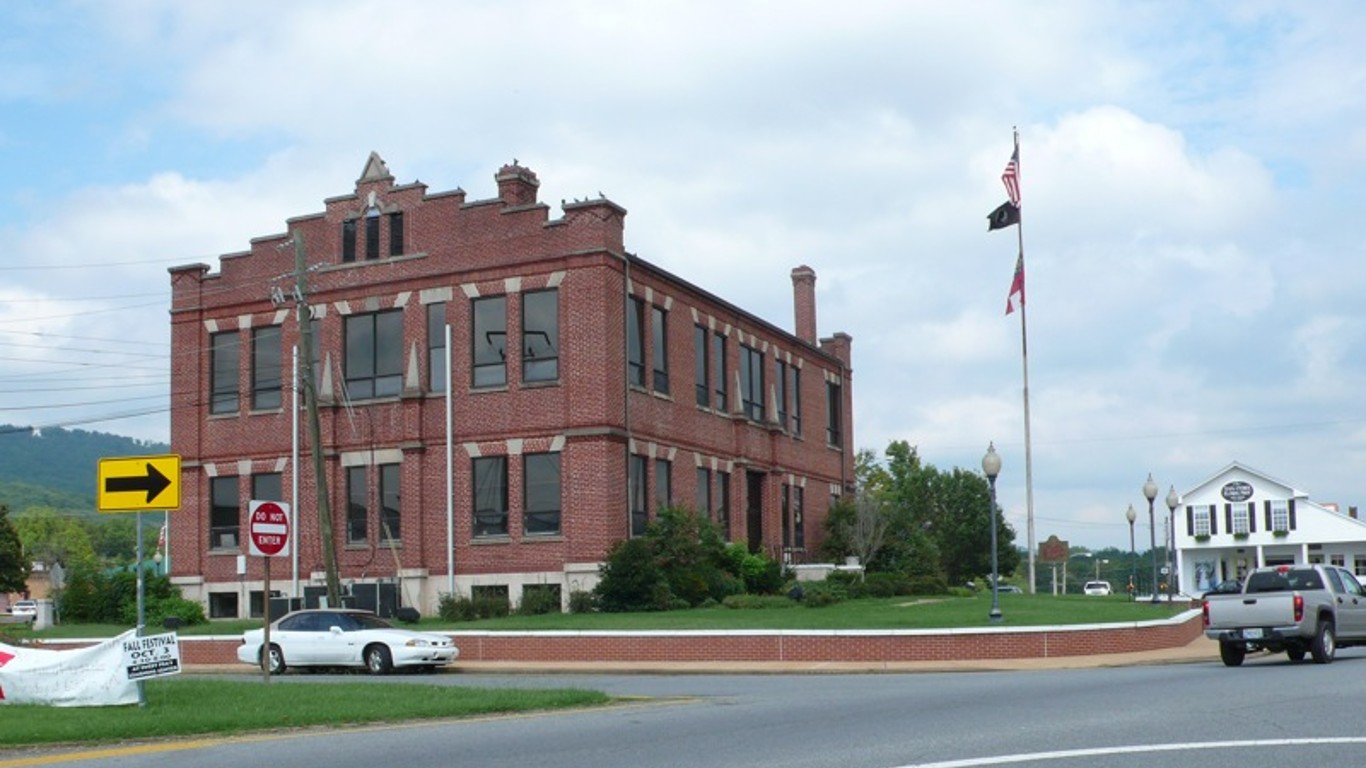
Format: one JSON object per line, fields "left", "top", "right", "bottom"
{"left": 237, "top": 608, "right": 458, "bottom": 675}
{"left": 1083, "top": 581, "right": 1112, "bottom": 596}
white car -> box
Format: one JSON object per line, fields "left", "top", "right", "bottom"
{"left": 1083, "top": 581, "right": 1112, "bottom": 596}
{"left": 236, "top": 608, "right": 458, "bottom": 675}
{"left": 9, "top": 600, "right": 36, "bottom": 619}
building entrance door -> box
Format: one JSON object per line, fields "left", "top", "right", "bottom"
{"left": 746, "top": 471, "right": 764, "bottom": 553}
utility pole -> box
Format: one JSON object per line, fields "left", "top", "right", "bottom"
{"left": 292, "top": 231, "right": 342, "bottom": 606}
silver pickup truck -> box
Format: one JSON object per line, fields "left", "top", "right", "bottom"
{"left": 1202, "top": 564, "right": 1366, "bottom": 666}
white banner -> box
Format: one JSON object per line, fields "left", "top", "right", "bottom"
{"left": 0, "top": 630, "right": 140, "bottom": 707}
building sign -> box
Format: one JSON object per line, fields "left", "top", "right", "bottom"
{"left": 1039, "top": 535, "right": 1069, "bottom": 564}
{"left": 1221, "top": 481, "right": 1254, "bottom": 502}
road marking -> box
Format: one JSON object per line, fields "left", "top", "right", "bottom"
{"left": 0, "top": 739, "right": 222, "bottom": 767}
{"left": 894, "top": 737, "right": 1366, "bottom": 767}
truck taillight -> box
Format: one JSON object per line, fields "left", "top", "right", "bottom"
{"left": 1202, "top": 600, "right": 1210, "bottom": 626}
{"left": 1294, "top": 594, "right": 1304, "bottom": 623}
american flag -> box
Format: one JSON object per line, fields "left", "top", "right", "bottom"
{"left": 1001, "top": 146, "right": 1020, "bottom": 207}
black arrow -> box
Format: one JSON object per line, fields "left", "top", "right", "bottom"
{"left": 104, "top": 463, "right": 171, "bottom": 504}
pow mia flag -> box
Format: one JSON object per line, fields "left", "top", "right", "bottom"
{"left": 987, "top": 201, "right": 1020, "bottom": 231}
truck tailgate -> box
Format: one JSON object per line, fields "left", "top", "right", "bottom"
{"left": 1207, "top": 593, "right": 1296, "bottom": 629}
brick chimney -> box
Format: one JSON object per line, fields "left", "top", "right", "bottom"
{"left": 496, "top": 160, "right": 539, "bottom": 207}
{"left": 791, "top": 265, "right": 817, "bottom": 344}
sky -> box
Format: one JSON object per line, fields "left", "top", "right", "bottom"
{"left": 3, "top": 1, "right": 1365, "bottom": 552}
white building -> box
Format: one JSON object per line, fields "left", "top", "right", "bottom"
{"left": 1175, "top": 462, "right": 1366, "bottom": 595}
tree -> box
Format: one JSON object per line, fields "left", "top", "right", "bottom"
{"left": 826, "top": 492, "right": 889, "bottom": 574}
{"left": 0, "top": 504, "right": 31, "bottom": 594}
{"left": 13, "top": 507, "right": 95, "bottom": 569}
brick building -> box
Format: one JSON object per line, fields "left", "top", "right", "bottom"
{"left": 168, "top": 154, "right": 854, "bottom": 618}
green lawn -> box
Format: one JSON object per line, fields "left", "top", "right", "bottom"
{"left": 0, "top": 678, "right": 611, "bottom": 747}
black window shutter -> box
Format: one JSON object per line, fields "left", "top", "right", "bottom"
{"left": 1264, "top": 500, "right": 1272, "bottom": 531}
{"left": 1289, "top": 499, "right": 1297, "bottom": 530}
{"left": 1209, "top": 505, "right": 1218, "bottom": 535}
{"left": 1186, "top": 506, "right": 1194, "bottom": 535}
{"left": 1248, "top": 503, "right": 1257, "bottom": 532}
{"left": 1224, "top": 504, "right": 1232, "bottom": 533}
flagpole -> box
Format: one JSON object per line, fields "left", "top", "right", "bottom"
{"left": 1012, "top": 128, "right": 1037, "bottom": 595}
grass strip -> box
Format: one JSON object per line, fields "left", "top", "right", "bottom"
{"left": 0, "top": 678, "right": 611, "bottom": 747}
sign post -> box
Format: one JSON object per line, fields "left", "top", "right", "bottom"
{"left": 248, "top": 500, "right": 290, "bottom": 684}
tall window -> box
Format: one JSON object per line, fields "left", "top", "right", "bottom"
{"left": 347, "top": 466, "right": 368, "bottom": 544}
{"left": 210, "top": 476, "right": 239, "bottom": 550}
{"left": 694, "top": 325, "right": 709, "bottom": 408}
{"left": 775, "top": 360, "right": 789, "bottom": 430}
{"left": 652, "top": 305, "right": 669, "bottom": 394}
{"left": 342, "top": 219, "right": 357, "bottom": 262}
{"left": 522, "top": 290, "right": 559, "bottom": 382}
{"left": 1193, "top": 504, "right": 1212, "bottom": 537}
{"left": 629, "top": 454, "right": 647, "bottom": 536}
{"left": 1271, "top": 500, "right": 1290, "bottom": 532}
{"left": 826, "top": 380, "right": 843, "bottom": 447}
{"left": 210, "top": 330, "right": 240, "bottom": 415}
{"left": 388, "top": 212, "right": 404, "bottom": 256}
{"left": 472, "top": 296, "right": 507, "bottom": 388}
{"left": 654, "top": 458, "right": 672, "bottom": 509}
{"left": 344, "top": 310, "right": 403, "bottom": 399}
{"left": 782, "top": 484, "right": 791, "bottom": 548}
{"left": 427, "top": 302, "right": 446, "bottom": 392}
{"left": 627, "top": 297, "right": 645, "bottom": 388}
{"left": 793, "top": 485, "right": 805, "bottom": 549}
{"left": 524, "top": 453, "right": 561, "bottom": 535}
{"left": 712, "top": 331, "right": 727, "bottom": 411}
{"left": 379, "top": 463, "right": 400, "bottom": 542}
{"left": 251, "top": 473, "right": 281, "bottom": 503}
{"left": 790, "top": 367, "right": 802, "bottom": 435}
{"left": 364, "top": 207, "right": 380, "bottom": 260}
{"left": 717, "top": 471, "right": 730, "bottom": 534}
{"left": 696, "top": 467, "right": 712, "bottom": 518}
{"left": 1231, "top": 502, "right": 1251, "bottom": 535}
{"left": 473, "top": 456, "right": 508, "bottom": 537}
{"left": 251, "top": 325, "right": 283, "bottom": 410}
{"left": 740, "top": 344, "right": 765, "bottom": 422}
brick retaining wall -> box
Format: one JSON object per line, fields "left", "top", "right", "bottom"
{"left": 131, "top": 611, "right": 1203, "bottom": 667}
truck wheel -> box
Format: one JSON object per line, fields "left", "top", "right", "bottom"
{"left": 1219, "top": 641, "right": 1246, "bottom": 667}
{"left": 1311, "top": 620, "right": 1336, "bottom": 664}
{"left": 1287, "top": 647, "right": 1306, "bottom": 662}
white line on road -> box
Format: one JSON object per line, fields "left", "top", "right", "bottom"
{"left": 895, "top": 737, "right": 1366, "bottom": 767}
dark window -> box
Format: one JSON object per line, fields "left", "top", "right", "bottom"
{"left": 794, "top": 485, "right": 805, "bottom": 549}
{"left": 342, "top": 219, "right": 357, "bottom": 262}
{"left": 379, "top": 463, "right": 400, "bottom": 542}
{"left": 652, "top": 305, "right": 669, "bottom": 393}
{"left": 782, "top": 484, "right": 791, "bottom": 548}
{"left": 388, "top": 212, "right": 404, "bottom": 256}
{"left": 344, "top": 310, "right": 403, "bottom": 399}
{"left": 365, "top": 208, "right": 380, "bottom": 260}
{"left": 712, "top": 332, "right": 727, "bottom": 411}
{"left": 472, "top": 296, "right": 507, "bottom": 388}
{"left": 654, "top": 458, "right": 671, "bottom": 509}
{"left": 775, "top": 359, "right": 789, "bottom": 430}
{"left": 629, "top": 454, "right": 647, "bottom": 536}
{"left": 347, "top": 466, "right": 368, "bottom": 544}
{"left": 826, "top": 380, "right": 843, "bottom": 447}
{"left": 471, "top": 585, "right": 510, "bottom": 613}
{"left": 790, "top": 367, "right": 802, "bottom": 435}
{"left": 740, "top": 344, "right": 765, "bottom": 422}
{"left": 473, "top": 456, "right": 508, "bottom": 537}
{"left": 717, "top": 471, "right": 731, "bottom": 534}
{"left": 522, "top": 290, "right": 559, "bottom": 382}
{"left": 251, "top": 325, "right": 283, "bottom": 410}
{"left": 209, "top": 592, "right": 239, "bottom": 619}
{"left": 694, "top": 325, "right": 709, "bottom": 407}
{"left": 524, "top": 453, "right": 561, "bottom": 535}
{"left": 210, "top": 476, "right": 239, "bottom": 550}
{"left": 252, "top": 472, "right": 282, "bottom": 503}
{"left": 696, "top": 467, "right": 712, "bottom": 518}
{"left": 210, "top": 331, "right": 240, "bottom": 415}
{"left": 627, "top": 297, "right": 645, "bottom": 388}
{"left": 427, "top": 302, "right": 446, "bottom": 393}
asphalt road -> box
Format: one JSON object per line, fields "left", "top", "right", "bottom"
{"left": 8, "top": 647, "right": 1366, "bottom": 768}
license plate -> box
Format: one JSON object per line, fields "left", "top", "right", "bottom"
{"left": 1243, "top": 628, "right": 1264, "bottom": 640}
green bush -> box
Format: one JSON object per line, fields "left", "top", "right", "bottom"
{"left": 145, "top": 596, "right": 207, "bottom": 628}
{"left": 437, "top": 593, "right": 478, "bottom": 621}
{"left": 567, "top": 590, "right": 597, "bottom": 614}
{"left": 722, "top": 594, "right": 796, "bottom": 610}
{"left": 800, "top": 580, "right": 847, "bottom": 607}
{"left": 518, "top": 585, "right": 562, "bottom": 616}
{"left": 864, "top": 572, "right": 912, "bottom": 598}
{"left": 595, "top": 537, "right": 672, "bottom": 612}
{"left": 907, "top": 574, "right": 950, "bottom": 595}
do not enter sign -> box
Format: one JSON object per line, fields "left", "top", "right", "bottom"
{"left": 248, "top": 500, "right": 291, "bottom": 557}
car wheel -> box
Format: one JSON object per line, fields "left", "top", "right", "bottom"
{"left": 265, "top": 644, "right": 287, "bottom": 675}
{"left": 1219, "top": 641, "right": 1246, "bottom": 667}
{"left": 1311, "top": 620, "right": 1336, "bottom": 664}
{"left": 365, "top": 644, "right": 393, "bottom": 675}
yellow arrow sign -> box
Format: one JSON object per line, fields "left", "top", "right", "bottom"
{"left": 98, "top": 454, "right": 181, "bottom": 512}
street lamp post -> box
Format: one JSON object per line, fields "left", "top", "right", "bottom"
{"left": 1126, "top": 504, "right": 1137, "bottom": 601}
{"left": 1143, "top": 473, "right": 1159, "bottom": 603}
{"left": 153, "top": 551, "right": 163, "bottom": 576}
{"left": 1166, "top": 486, "right": 1180, "bottom": 601}
{"left": 982, "top": 443, "right": 1003, "bottom": 623}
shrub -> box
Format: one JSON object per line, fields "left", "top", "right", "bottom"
{"left": 437, "top": 593, "right": 478, "bottom": 622}
{"left": 519, "top": 585, "right": 562, "bottom": 616}
{"left": 146, "top": 596, "right": 207, "bottom": 628}
{"left": 595, "top": 537, "right": 671, "bottom": 612}
{"left": 907, "top": 574, "right": 950, "bottom": 595}
{"left": 800, "top": 579, "right": 847, "bottom": 607}
{"left": 864, "top": 572, "right": 912, "bottom": 598}
{"left": 722, "top": 594, "right": 796, "bottom": 610}
{"left": 567, "top": 590, "right": 597, "bottom": 614}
